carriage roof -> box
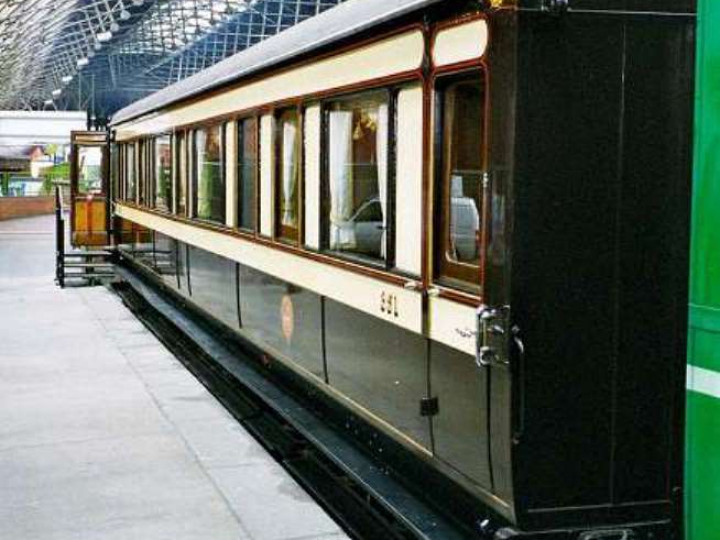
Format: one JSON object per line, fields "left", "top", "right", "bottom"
{"left": 111, "top": 0, "right": 441, "bottom": 126}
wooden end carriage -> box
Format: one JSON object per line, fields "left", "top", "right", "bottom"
{"left": 70, "top": 0, "right": 700, "bottom": 538}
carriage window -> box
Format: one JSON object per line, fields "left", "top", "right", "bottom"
{"left": 126, "top": 144, "right": 136, "bottom": 202}
{"left": 111, "top": 143, "right": 120, "bottom": 200}
{"left": 194, "top": 124, "right": 225, "bottom": 223}
{"left": 435, "top": 75, "right": 486, "bottom": 290}
{"left": 138, "top": 140, "right": 148, "bottom": 206}
{"left": 237, "top": 117, "right": 257, "bottom": 231}
{"left": 146, "top": 139, "right": 155, "bottom": 207}
{"left": 324, "top": 91, "right": 390, "bottom": 261}
{"left": 155, "top": 135, "right": 172, "bottom": 212}
{"left": 176, "top": 132, "right": 186, "bottom": 216}
{"left": 276, "top": 108, "right": 300, "bottom": 242}
{"left": 77, "top": 146, "right": 103, "bottom": 195}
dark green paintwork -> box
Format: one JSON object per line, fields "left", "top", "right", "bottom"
{"left": 687, "top": 0, "right": 720, "bottom": 538}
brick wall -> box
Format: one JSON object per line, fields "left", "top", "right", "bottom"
{"left": 0, "top": 197, "right": 55, "bottom": 221}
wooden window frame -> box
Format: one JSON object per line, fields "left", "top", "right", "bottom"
{"left": 153, "top": 133, "right": 173, "bottom": 213}
{"left": 319, "top": 87, "right": 397, "bottom": 271}
{"left": 432, "top": 68, "right": 489, "bottom": 294}
{"left": 116, "top": 143, "right": 124, "bottom": 202}
{"left": 274, "top": 106, "right": 303, "bottom": 245}
{"left": 126, "top": 142, "right": 137, "bottom": 203}
{"left": 192, "top": 122, "right": 226, "bottom": 225}
{"left": 138, "top": 139, "right": 147, "bottom": 207}
{"left": 236, "top": 115, "right": 259, "bottom": 233}
{"left": 174, "top": 131, "right": 187, "bottom": 217}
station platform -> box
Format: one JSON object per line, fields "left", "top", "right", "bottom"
{"left": 0, "top": 215, "right": 349, "bottom": 540}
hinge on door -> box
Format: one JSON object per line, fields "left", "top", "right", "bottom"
{"left": 420, "top": 397, "right": 439, "bottom": 417}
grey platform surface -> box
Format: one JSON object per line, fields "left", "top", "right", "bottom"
{"left": 0, "top": 215, "right": 348, "bottom": 540}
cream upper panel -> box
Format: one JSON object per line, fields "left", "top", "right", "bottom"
{"left": 303, "top": 104, "right": 322, "bottom": 250}
{"left": 116, "top": 203, "right": 424, "bottom": 335}
{"left": 225, "top": 122, "right": 238, "bottom": 227}
{"left": 115, "top": 30, "right": 425, "bottom": 141}
{"left": 432, "top": 19, "right": 488, "bottom": 68}
{"left": 260, "top": 115, "right": 274, "bottom": 237}
{"left": 395, "top": 85, "right": 424, "bottom": 277}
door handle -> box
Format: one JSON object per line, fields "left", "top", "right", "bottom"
{"left": 475, "top": 305, "right": 510, "bottom": 368}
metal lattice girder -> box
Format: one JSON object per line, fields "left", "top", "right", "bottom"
{"left": 0, "top": 0, "right": 157, "bottom": 109}
{"left": 0, "top": 0, "right": 344, "bottom": 113}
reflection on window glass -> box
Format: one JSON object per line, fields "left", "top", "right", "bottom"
{"left": 176, "top": 132, "right": 186, "bottom": 216}
{"left": 326, "top": 91, "right": 389, "bottom": 260}
{"left": 237, "top": 118, "right": 257, "bottom": 230}
{"left": 155, "top": 135, "right": 172, "bottom": 212}
{"left": 78, "top": 146, "right": 103, "bottom": 195}
{"left": 276, "top": 109, "right": 299, "bottom": 241}
{"left": 437, "top": 75, "right": 486, "bottom": 288}
{"left": 126, "top": 144, "right": 136, "bottom": 201}
{"left": 195, "top": 125, "right": 225, "bottom": 223}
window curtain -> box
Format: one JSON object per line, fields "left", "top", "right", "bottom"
{"left": 281, "top": 121, "right": 297, "bottom": 226}
{"left": 329, "top": 111, "right": 355, "bottom": 249}
{"left": 375, "top": 103, "right": 388, "bottom": 258}
{"left": 196, "top": 130, "right": 213, "bottom": 219}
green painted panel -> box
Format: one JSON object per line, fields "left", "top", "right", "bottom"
{"left": 686, "top": 392, "right": 720, "bottom": 540}
{"left": 690, "top": 305, "right": 720, "bottom": 334}
{"left": 688, "top": 0, "right": 720, "bottom": 538}
{"left": 689, "top": 327, "right": 720, "bottom": 372}
{"left": 690, "top": 0, "right": 720, "bottom": 309}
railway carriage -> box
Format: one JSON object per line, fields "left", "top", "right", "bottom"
{"left": 84, "top": 0, "right": 696, "bottom": 537}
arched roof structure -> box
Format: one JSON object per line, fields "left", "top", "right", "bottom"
{"left": 0, "top": 0, "right": 344, "bottom": 116}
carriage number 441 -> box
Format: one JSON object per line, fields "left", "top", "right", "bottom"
{"left": 380, "top": 292, "right": 399, "bottom": 318}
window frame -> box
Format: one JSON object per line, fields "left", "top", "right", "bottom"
{"left": 274, "top": 106, "right": 303, "bottom": 245}
{"left": 432, "top": 68, "right": 489, "bottom": 294}
{"left": 174, "top": 130, "right": 187, "bottom": 217}
{"left": 153, "top": 133, "right": 173, "bottom": 213}
{"left": 192, "top": 122, "right": 226, "bottom": 225}
{"left": 147, "top": 137, "right": 156, "bottom": 207}
{"left": 318, "top": 87, "right": 397, "bottom": 270}
{"left": 138, "top": 138, "right": 148, "bottom": 206}
{"left": 236, "top": 115, "right": 259, "bottom": 233}
{"left": 116, "top": 143, "right": 124, "bottom": 202}
{"left": 125, "top": 142, "right": 137, "bottom": 203}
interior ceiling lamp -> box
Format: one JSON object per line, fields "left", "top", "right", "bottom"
{"left": 97, "top": 31, "right": 113, "bottom": 42}
{"left": 61, "top": 75, "right": 73, "bottom": 83}
{"left": 77, "top": 57, "right": 90, "bottom": 67}
{"left": 51, "top": 89, "right": 62, "bottom": 97}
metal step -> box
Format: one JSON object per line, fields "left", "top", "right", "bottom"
{"left": 63, "top": 273, "right": 115, "bottom": 279}
{"left": 63, "top": 262, "right": 114, "bottom": 269}
{"left": 64, "top": 250, "right": 113, "bottom": 257}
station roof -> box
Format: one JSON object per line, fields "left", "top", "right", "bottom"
{"left": 0, "top": 0, "right": 356, "bottom": 116}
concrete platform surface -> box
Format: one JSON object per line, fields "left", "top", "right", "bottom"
{"left": 0, "top": 215, "right": 349, "bottom": 540}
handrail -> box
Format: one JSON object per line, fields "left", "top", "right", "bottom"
{"left": 55, "top": 185, "right": 65, "bottom": 288}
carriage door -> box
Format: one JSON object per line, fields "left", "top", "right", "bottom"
{"left": 427, "top": 64, "right": 511, "bottom": 499}
{"left": 70, "top": 131, "right": 110, "bottom": 247}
